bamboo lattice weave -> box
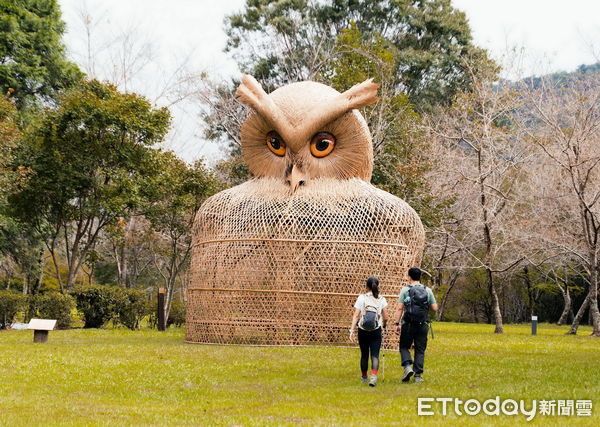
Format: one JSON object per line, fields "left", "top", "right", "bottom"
{"left": 186, "top": 177, "right": 425, "bottom": 348}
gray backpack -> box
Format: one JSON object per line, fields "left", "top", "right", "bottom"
{"left": 359, "top": 295, "right": 381, "bottom": 331}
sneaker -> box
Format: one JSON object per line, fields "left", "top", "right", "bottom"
{"left": 369, "top": 374, "right": 378, "bottom": 387}
{"left": 361, "top": 376, "right": 368, "bottom": 384}
{"left": 414, "top": 374, "right": 424, "bottom": 383}
{"left": 402, "top": 365, "right": 414, "bottom": 382}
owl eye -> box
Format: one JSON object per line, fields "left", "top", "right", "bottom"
{"left": 266, "top": 131, "right": 286, "bottom": 156}
{"left": 310, "top": 132, "right": 336, "bottom": 157}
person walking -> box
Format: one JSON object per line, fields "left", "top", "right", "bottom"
{"left": 350, "top": 277, "right": 388, "bottom": 387}
{"left": 394, "top": 267, "right": 438, "bottom": 383}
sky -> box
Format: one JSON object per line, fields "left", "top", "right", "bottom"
{"left": 58, "top": 0, "right": 600, "bottom": 163}
{"left": 454, "top": 0, "right": 600, "bottom": 76}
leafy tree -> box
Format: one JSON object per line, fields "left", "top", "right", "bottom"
{"left": 226, "top": 0, "right": 491, "bottom": 109}
{"left": 0, "top": 0, "right": 84, "bottom": 294}
{"left": 0, "top": 0, "right": 82, "bottom": 109}
{"left": 143, "top": 151, "right": 222, "bottom": 322}
{"left": 0, "top": 96, "right": 43, "bottom": 294}
{"left": 0, "top": 96, "right": 22, "bottom": 195}
{"left": 9, "top": 80, "right": 171, "bottom": 291}
{"left": 0, "top": 219, "right": 44, "bottom": 294}
{"left": 328, "top": 23, "right": 449, "bottom": 227}
{"left": 213, "top": 155, "right": 250, "bottom": 187}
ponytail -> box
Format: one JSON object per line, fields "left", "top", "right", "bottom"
{"left": 366, "top": 276, "right": 379, "bottom": 298}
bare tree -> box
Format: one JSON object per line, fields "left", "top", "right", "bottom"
{"left": 534, "top": 261, "right": 581, "bottom": 325}
{"left": 423, "top": 229, "right": 465, "bottom": 321}
{"left": 73, "top": 2, "right": 199, "bottom": 149}
{"left": 190, "top": 77, "right": 247, "bottom": 153}
{"left": 74, "top": 3, "right": 171, "bottom": 97}
{"left": 424, "top": 60, "right": 531, "bottom": 333}
{"left": 422, "top": 130, "right": 474, "bottom": 321}
{"left": 523, "top": 72, "right": 600, "bottom": 336}
{"left": 150, "top": 223, "right": 192, "bottom": 323}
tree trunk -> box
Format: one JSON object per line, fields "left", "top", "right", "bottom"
{"left": 587, "top": 252, "right": 600, "bottom": 336}
{"left": 23, "top": 248, "right": 45, "bottom": 295}
{"left": 65, "top": 228, "right": 82, "bottom": 290}
{"left": 66, "top": 242, "right": 94, "bottom": 289}
{"left": 48, "top": 242, "right": 64, "bottom": 293}
{"left": 437, "top": 292, "right": 448, "bottom": 321}
{"left": 165, "top": 280, "right": 174, "bottom": 325}
{"left": 557, "top": 287, "right": 571, "bottom": 326}
{"left": 487, "top": 268, "right": 504, "bottom": 333}
{"left": 522, "top": 266, "right": 534, "bottom": 319}
{"left": 66, "top": 254, "right": 80, "bottom": 289}
{"left": 65, "top": 216, "right": 106, "bottom": 290}
{"left": 115, "top": 217, "right": 140, "bottom": 288}
{"left": 32, "top": 247, "right": 44, "bottom": 295}
{"left": 479, "top": 159, "right": 503, "bottom": 333}
{"left": 567, "top": 294, "right": 590, "bottom": 335}
{"left": 437, "top": 271, "right": 459, "bottom": 321}
{"left": 115, "top": 242, "right": 127, "bottom": 288}
{"left": 22, "top": 274, "right": 29, "bottom": 295}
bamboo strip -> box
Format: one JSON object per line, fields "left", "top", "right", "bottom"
{"left": 190, "top": 287, "right": 399, "bottom": 298}
{"left": 194, "top": 237, "right": 409, "bottom": 249}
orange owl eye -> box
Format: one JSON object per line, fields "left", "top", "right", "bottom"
{"left": 310, "top": 132, "right": 336, "bottom": 157}
{"left": 266, "top": 131, "right": 286, "bottom": 156}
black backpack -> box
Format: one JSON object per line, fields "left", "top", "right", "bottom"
{"left": 405, "top": 285, "right": 429, "bottom": 324}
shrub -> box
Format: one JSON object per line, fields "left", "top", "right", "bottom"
{"left": 147, "top": 298, "right": 158, "bottom": 329}
{"left": 167, "top": 299, "right": 186, "bottom": 328}
{"left": 0, "top": 290, "right": 27, "bottom": 329}
{"left": 27, "top": 292, "right": 75, "bottom": 329}
{"left": 71, "top": 285, "right": 122, "bottom": 328}
{"left": 147, "top": 297, "right": 185, "bottom": 329}
{"left": 116, "top": 289, "right": 150, "bottom": 330}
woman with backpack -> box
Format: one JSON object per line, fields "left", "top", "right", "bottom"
{"left": 349, "top": 276, "right": 388, "bottom": 386}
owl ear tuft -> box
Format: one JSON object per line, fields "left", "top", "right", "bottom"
{"left": 342, "top": 78, "right": 380, "bottom": 110}
{"left": 236, "top": 75, "right": 268, "bottom": 110}
{"left": 236, "top": 75, "right": 291, "bottom": 136}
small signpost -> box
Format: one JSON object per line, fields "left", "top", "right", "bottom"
{"left": 531, "top": 315, "right": 538, "bottom": 336}
{"left": 158, "top": 288, "right": 167, "bottom": 331}
{"left": 28, "top": 319, "right": 57, "bottom": 343}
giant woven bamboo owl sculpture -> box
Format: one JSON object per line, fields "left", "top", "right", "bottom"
{"left": 186, "top": 76, "right": 425, "bottom": 347}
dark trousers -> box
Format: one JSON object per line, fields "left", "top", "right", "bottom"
{"left": 399, "top": 321, "right": 428, "bottom": 374}
{"left": 358, "top": 327, "right": 382, "bottom": 373}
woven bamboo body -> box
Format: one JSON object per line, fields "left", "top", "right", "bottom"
{"left": 186, "top": 177, "right": 424, "bottom": 348}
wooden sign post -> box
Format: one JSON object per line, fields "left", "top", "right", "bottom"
{"left": 158, "top": 288, "right": 166, "bottom": 331}
{"left": 28, "top": 319, "right": 57, "bottom": 343}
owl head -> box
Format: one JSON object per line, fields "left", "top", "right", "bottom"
{"left": 236, "top": 75, "right": 379, "bottom": 192}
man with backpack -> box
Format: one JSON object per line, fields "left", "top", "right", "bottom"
{"left": 394, "top": 267, "right": 438, "bottom": 383}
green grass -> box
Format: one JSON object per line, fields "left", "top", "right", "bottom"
{"left": 0, "top": 323, "right": 599, "bottom": 426}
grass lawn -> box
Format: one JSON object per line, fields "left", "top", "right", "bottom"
{"left": 1, "top": 322, "right": 599, "bottom": 426}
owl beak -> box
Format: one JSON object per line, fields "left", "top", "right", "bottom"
{"left": 286, "top": 165, "right": 307, "bottom": 193}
